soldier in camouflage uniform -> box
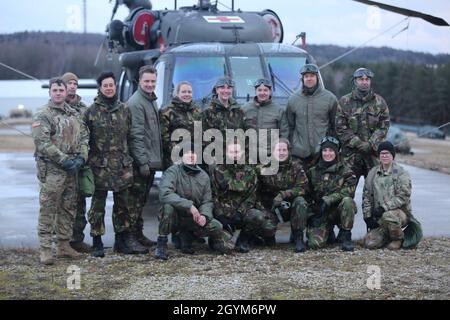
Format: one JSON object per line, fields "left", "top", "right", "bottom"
{"left": 363, "top": 141, "right": 422, "bottom": 250}
{"left": 160, "top": 81, "right": 201, "bottom": 169}
{"left": 258, "top": 139, "right": 310, "bottom": 252}
{"left": 336, "top": 68, "right": 390, "bottom": 191}
{"left": 155, "top": 143, "right": 232, "bottom": 260}
{"left": 202, "top": 77, "right": 245, "bottom": 165}
{"left": 61, "top": 72, "right": 91, "bottom": 253}
{"left": 127, "top": 66, "right": 163, "bottom": 248}
{"left": 32, "top": 78, "right": 89, "bottom": 265}
{"left": 85, "top": 71, "right": 148, "bottom": 257}
{"left": 209, "top": 141, "right": 276, "bottom": 253}
{"left": 305, "top": 136, "right": 357, "bottom": 251}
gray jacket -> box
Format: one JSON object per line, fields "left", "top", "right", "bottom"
{"left": 286, "top": 85, "right": 338, "bottom": 158}
{"left": 127, "top": 87, "right": 163, "bottom": 169}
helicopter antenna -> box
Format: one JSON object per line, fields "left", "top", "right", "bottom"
{"left": 217, "top": 1, "right": 232, "bottom": 11}
{"left": 319, "top": 17, "right": 408, "bottom": 70}
{"left": 0, "top": 61, "right": 44, "bottom": 83}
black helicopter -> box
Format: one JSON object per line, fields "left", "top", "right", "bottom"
{"left": 100, "top": 0, "right": 448, "bottom": 108}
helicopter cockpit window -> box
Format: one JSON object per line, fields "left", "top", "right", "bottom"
{"left": 229, "top": 57, "right": 264, "bottom": 99}
{"left": 173, "top": 56, "right": 226, "bottom": 101}
{"left": 265, "top": 56, "right": 306, "bottom": 96}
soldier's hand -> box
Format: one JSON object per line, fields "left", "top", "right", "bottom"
{"left": 272, "top": 194, "right": 284, "bottom": 208}
{"left": 61, "top": 158, "right": 77, "bottom": 174}
{"left": 196, "top": 215, "right": 207, "bottom": 227}
{"left": 190, "top": 206, "right": 201, "bottom": 218}
{"left": 364, "top": 216, "right": 379, "bottom": 230}
{"left": 139, "top": 164, "right": 151, "bottom": 177}
{"left": 72, "top": 156, "right": 85, "bottom": 173}
{"left": 372, "top": 206, "right": 385, "bottom": 219}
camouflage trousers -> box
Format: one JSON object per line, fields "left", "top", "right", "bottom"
{"left": 71, "top": 193, "right": 87, "bottom": 243}
{"left": 274, "top": 196, "right": 310, "bottom": 232}
{"left": 128, "top": 167, "right": 155, "bottom": 233}
{"left": 307, "top": 197, "right": 356, "bottom": 249}
{"left": 158, "top": 204, "right": 232, "bottom": 244}
{"left": 364, "top": 209, "right": 408, "bottom": 249}
{"left": 88, "top": 188, "right": 130, "bottom": 237}
{"left": 343, "top": 149, "right": 379, "bottom": 192}
{"left": 37, "top": 161, "right": 77, "bottom": 249}
{"left": 215, "top": 208, "right": 277, "bottom": 239}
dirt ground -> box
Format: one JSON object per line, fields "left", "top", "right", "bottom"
{"left": 0, "top": 237, "right": 448, "bottom": 300}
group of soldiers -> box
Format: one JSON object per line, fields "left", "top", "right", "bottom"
{"left": 31, "top": 63, "right": 422, "bottom": 265}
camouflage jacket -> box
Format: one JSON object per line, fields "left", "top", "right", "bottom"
{"left": 202, "top": 96, "right": 245, "bottom": 137}
{"left": 32, "top": 100, "right": 89, "bottom": 165}
{"left": 159, "top": 163, "right": 213, "bottom": 219}
{"left": 336, "top": 88, "right": 390, "bottom": 154}
{"left": 66, "top": 94, "right": 88, "bottom": 118}
{"left": 159, "top": 97, "right": 202, "bottom": 169}
{"left": 209, "top": 163, "right": 261, "bottom": 218}
{"left": 307, "top": 160, "right": 357, "bottom": 206}
{"left": 363, "top": 163, "right": 412, "bottom": 219}
{"left": 286, "top": 85, "right": 338, "bottom": 159}
{"left": 258, "top": 159, "right": 309, "bottom": 207}
{"left": 84, "top": 94, "right": 134, "bottom": 191}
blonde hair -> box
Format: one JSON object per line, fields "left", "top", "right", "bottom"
{"left": 174, "top": 81, "right": 193, "bottom": 96}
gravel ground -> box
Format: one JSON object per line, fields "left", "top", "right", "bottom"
{"left": 1, "top": 237, "right": 448, "bottom": 300}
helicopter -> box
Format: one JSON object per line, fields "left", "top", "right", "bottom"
{"left": 99, "top": 0, "right": 448, "bottom": 109}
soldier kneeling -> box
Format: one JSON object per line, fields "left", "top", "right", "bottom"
{"left": 363, "top": 141, "right": 422, "bottom": 250}
{"left": 155, "top": 142, "right": 232, "bottom": 260}
{"left": 305, "top": 137, "right": 357, "bottom": 251}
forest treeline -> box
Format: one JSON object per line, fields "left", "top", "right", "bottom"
{"left": 0, "top": 32, "right": 449, "bottom": 127}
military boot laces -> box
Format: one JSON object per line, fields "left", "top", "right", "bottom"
{"left": 92, "top": 235, "right": 105, "bottom": 258}
{"left": 235, "top": 231, "right": 250, "bottom": 253}
{"left": 293, "top": 230, "right": 306, "bottom": 253}
{"left": 124, "top": 232, "right": 149, "bottom": 254}
{"left": 155, "top": 236, "right": 169, "bottom": 260}
{"left": 179, "top": 232, "right": 195, "bottom": 254}
{"left": 341, "top": 230, "right": 354, "bottom": 252}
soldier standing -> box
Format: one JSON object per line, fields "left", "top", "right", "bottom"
{"left": 85, "top": 71, "right": 148, "bottom": 257}
{"left": 61, "top": 72, "right": 91, "bottom": 253}
{"left": 209, "top": 141, "right": 276, "bottom": 253}
{"left": 32, "top": 78, "right": 89, "bottom": 265}
{"left": 305, "top": 137, "right": 357, "bottom": 251}
{"left": 286, "top": 64, "right": 338, "bottom": 170}
{"left": 160, "top": 81, "right": 201, "bottom": 169}
{"left": 258, "top": 139, "right": 309, "bottom": 252}
{"left": 336, "top": 67, "right": 390, "bottom": 189}
{"left": 155, "top": 143, "right": 232, "bottom": 260}
{"left": 127, "top": 65, "right": 163, "bottom": 247}
{"left": 242, "top": 78, "right": 289, "bottom": 160}
{"left": 363, "top": 141, "right": 422, "bottom": 250}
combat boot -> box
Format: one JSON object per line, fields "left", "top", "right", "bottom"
{"left": 264, "top": 236, "right": 276, "bottom": 247}
{"left": 235, "top": 231, "right": 250, "bottom": 253}
{"left": 155, "top": 235, "right": 168, "bottom": 260}
{"left": 92, "top": 235, "right": 105, "bottom": 258}
{"left": 386, "top": 240, "right": 402, "bottom": 250}
{"left": 123, "top": 231, "right": 149, "bottom": 254}
{"left": 70, "top": 241, "right": 91, "bottom": 253}
{"left": 136, "top": 229, "right": 156, "bottom": 248}
{"left": 208, "top": 238, "right": 231, "bottom": 255}
{"left": 327, "top": 229, "right": 337, "bottom": 245}
{"left": 179, "top": 232, "right": 195, "bottom": 254}
{"left": 340, "top": 230, "right": 354, "bottom": 252}
{"left": 292, "top": 230, "right": 306, "bottom": 253}
{"left": 39, "top": 248, "right": 54, "bottom": 265}
{"left": 57, "top": 240, "right": 82, "bottom": 259}
{"left": 113, "top": 232, "right": 133, "bottom": 254}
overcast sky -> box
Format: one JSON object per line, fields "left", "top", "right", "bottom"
{"left": 2, "top": 0, "right": 450, "bottom": 55}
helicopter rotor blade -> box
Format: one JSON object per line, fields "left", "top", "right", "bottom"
{"left": 353, "top": 0, "right": 449, "bottom": 26}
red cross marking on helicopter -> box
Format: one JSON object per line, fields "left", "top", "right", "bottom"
{"left": 203, "top": 16, "right": 245, "bottom": 23}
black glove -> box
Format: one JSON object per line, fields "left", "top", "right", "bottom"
{"left": 364, "top": 216, "right": 379, "bottom": 230}
{"left": 72, "top": 156, "right": 85, "bottom": 172}
{"left": 61, "top": 158, "right": 76, "bottom": 174}
{"left": 372, "top": 206, "right": 385, "bottom": 219}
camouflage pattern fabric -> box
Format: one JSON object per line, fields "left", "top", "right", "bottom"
{"left": 128, "top": 167, "right": 155, "bottom": 233}
{"left": 88, "top": 189, "right": 131, "bottom": 237}
{"left": 364, "top": 209, "right": 408, "bottom": 249}
{"left": 159, "top": 97, "right": 202, "bottom": 169}
{"left": 32, "top": 100, "right": 89, "bottom": 249}
{"left": 84, "top": 94, "right": 134, "bottom": 192}
{"left": 258, "top": 159, "right": 309, "bottom": 231}
{"left": 336, "top": 88, "right": 390, "bottom": 182}
{"left": 209, "top": 163, "right": 276, "bottom": 238}
{"left": 305, "top": 160, "right": 357, "bottom": 248}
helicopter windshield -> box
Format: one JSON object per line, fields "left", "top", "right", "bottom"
{"left": 265, "top": 56, "right": 306, "bottom": 96}
{"left": 172, "top": 56, "right": 226, "bottom": 101}
{"left": 229, "top": 56, "right": 264, "bottom": 98}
